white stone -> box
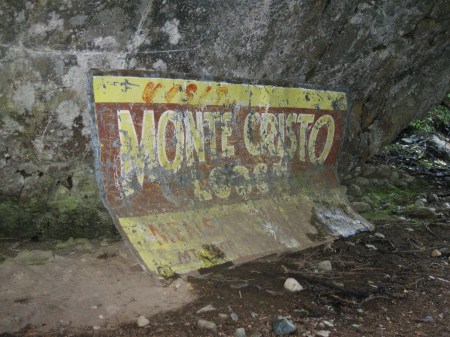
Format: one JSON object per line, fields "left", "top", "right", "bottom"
{"left": 196, "top": 304, "right": 216, "bottom": 314}
{"left": 137, "top": 315, "right": 150, "bottom": 327}
{"left": 235, "top": 327, "right": 246, "bottom": 337}
{"left": 321, "top": 320, "right": 334, "bottom": 327}
{"left": 316, "top": 331, "right": 331, "bottom": 337}
{"left": 284, "top": 278, "right": 304, "bottom": 292}
{"left": 197, "top": 319, "right": 217, "bottom": 331}
{"left": 374, "top": 232, "right": 385, "bottom": 239}
{"left": 317, "top": 260, "right": 332, "bottom": 271}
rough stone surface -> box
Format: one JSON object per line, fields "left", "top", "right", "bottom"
{"left": 389, "top": 171, "right": 400, "bottom": 182}
{"left": 415, "top": 199, "right": 425, "bottom": 207}
{"left": 376, "top": 165, "right": 392, "bottom": 179}
{"left": 0, "top": 0, "right": 449, "bottom": 238}
{"left": 361, "top": 166, "right": 376, "bottom": 177}
{"left": 353, "top": 177, "right": 371, "bottom": 187}
{"left": 411, "top": 206, "right": 438, "bottom": 219}
{"left": 351, "top": 202, "right": 372, "bottom": 212}
{"left": 394, "top": 181, "right": 408, "bottom": 188}
{"left": 348, "top": 184, "right": 362, "bottom": 197}
{"left": 428, "top": 193, "right": 439, "bottom": 203}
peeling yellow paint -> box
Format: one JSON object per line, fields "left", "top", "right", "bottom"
{"left": 93, "top": 76, "right": 347, "bottom": 110}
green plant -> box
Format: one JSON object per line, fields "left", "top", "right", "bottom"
{"left": 383, "top": 143, "right": 403, "bottom": 156}
{"left": 361, "top": 179, "right": 426, "bottom": 223}
{"left": 410, "top": 105, "right": 450, "bottom": 134}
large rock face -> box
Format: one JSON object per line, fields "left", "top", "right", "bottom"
{"left": 0, "top": 0, "right": 448, "bottom": 239}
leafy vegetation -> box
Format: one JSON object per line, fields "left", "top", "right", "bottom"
{"left": 360, "top": 179, "right": 425, "bottom": 222}
{"left": 410, "top": 104, "right": 450, "bottom": 134}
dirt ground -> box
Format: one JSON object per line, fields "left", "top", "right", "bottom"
{"left": 1, "top": 132, "right": 449, "bottom": 337}
{"left": 1, "top": 184, "right": 448, "bottom": 336}
{"left": 0, "top": 241, "right": 194, "bottom": 334}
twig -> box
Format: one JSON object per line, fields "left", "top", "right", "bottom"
{"left": 394, "top": 246, "right": 446, "bottom": 253}
{"left": 414, "top": 277, "right": 424, "bottom": 289}
{"left": 436, "top": 277, "right": 449, "bottom": 283}
{"left": 329, "top": 294, "right": 357, "bottom": 306}
{"left": 424, "top": 224, "right": 438, "bottom": 237}
{"left": 358, "top": 295, "right": 391, "bottom": 306}
{"left": 285, "top": 269, "right": 370, "bottom": 298}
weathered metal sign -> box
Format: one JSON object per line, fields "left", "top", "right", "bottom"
{"left": 89, "top": 70, "right": 372, "bottom": 276}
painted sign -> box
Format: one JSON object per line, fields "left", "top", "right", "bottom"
{"left": 89, "top": 71, "right": 371, "bottom": 276}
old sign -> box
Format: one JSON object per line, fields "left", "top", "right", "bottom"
{"left": 89, "top": 70, "right": 372, "bottom": 276}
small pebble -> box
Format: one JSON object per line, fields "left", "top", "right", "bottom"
{"left": 284, "top": 278, "right": 304, "bottom": 292}
{"left": 235, "top": 327, "right": 246, "bottom": 337}
{"left": 414, "top": 200, "right": 425, "bottom": 207}
{"left": 231, "top": 312, "right": 239, "bottom": 321}
{"left": 422, "top": 315, "right": 434, "bottom": 322}
{"left": 197, "top": 319, "right": 217, "bottom": 331}
{"left": 273, "top": 317, "right": 297, "bottom": 335}
{"left": 93, "top": 326, "right": 101, "bottom": 330}
{"left": 321, "top": 320, "right": 334, "bottom": 328}
{"left": 431, "top": 249, "right": 442, "bottom": 257}
{"left": 411, "top": 206, "right": 437, "bottom": 219}
{"left": 218, "top": 313, "right": 229, "bottom": 320}
{"left": 374, "top": 232, "right": 385, "bottom": 239}
{"left": 316, "top": 331, "right": 330, "bottom": 337}
{"left": 137, "top": 315, "right": 150, "bottom": 327}
{"left": 317, "top": 260, "right": 332, "bottom": 271}
{"left": 365, "top": 244, "right": 377, "bottom": 250}
{"left": 428, "top": 194, "right": 439, "bottom": 203}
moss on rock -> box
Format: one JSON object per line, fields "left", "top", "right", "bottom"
{"left": 0, "top": 196, "right": 118, "bottom": 241}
